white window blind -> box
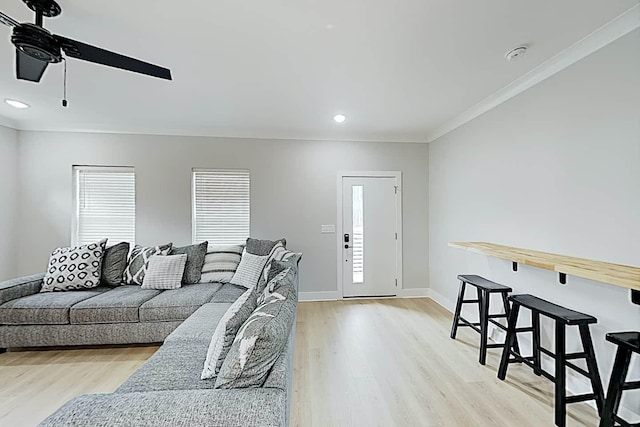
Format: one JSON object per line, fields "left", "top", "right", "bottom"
{"left": 73, "top": 166, "right": 135, "bottom": 246}
{"left": 193, "top": 169, "right": 250, "bottom": 245}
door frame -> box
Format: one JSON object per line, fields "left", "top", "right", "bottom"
{"left": 336, "top": 171, "right": 403, "bottom": 299}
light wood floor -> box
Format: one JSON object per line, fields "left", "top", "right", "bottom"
{"left": 0, "top": 298, "right": 599, "bottom": 426}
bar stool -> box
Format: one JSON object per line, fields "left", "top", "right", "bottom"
{"left": 599, "top": 332, "right": 640, "bottom": 427}
{"left": 497, "top": 294, "right": 605, "bottom": 427}
{"left": 450, "top": 275, "right": 517, "bottom": 365}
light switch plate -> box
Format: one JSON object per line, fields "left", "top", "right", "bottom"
{"left": 321, "top": 225, "right": 336, "bottom": 234}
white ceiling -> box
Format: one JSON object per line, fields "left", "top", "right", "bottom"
{"left": 0, "top": 0, "right": 637, "bottom": 142}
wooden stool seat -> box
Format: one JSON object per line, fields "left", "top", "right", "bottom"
{"left": 498, "top": 294, "right": 604, "bottom": 427}
{"left": 599, "top": 331, "right": 640, "bottom": 427}
{"left": 450, "top": 275, "right": 517, "bottom": 365}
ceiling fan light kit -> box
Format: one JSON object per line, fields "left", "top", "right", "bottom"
{"left": 0, "top": 0, "right": 172, "bottom": 105}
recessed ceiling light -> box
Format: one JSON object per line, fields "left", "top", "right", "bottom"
{"left": 333, "top": 114, "right": 346, "bottom": 123}
{"left": 5, "top": 99, "right": 30, "bottom": 109}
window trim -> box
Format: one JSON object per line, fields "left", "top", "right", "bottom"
{"left": 191, "top": 168, "right": 251, "bottom": 245}
{"left": 71, "top": 165, "right": 136, "bottom": 246}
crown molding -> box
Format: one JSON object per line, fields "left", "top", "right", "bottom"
{"left": 428, "top": 4, "right": 640, "bottom": 142}
{"left": 0, "top": 115, "right": 18, "bottom": 130}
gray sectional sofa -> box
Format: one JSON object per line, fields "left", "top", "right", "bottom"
{"left": 0, "top": 268, "right": 297, "bottom": 426}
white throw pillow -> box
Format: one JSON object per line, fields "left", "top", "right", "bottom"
{"left": 141, "top": 254, "right": 187, "bottom": 290}
{"left": 229, "top": 249, "right": 269, "bottom": 289}
{"left": 201, "top": 287, "right": 257, "bottom": 380}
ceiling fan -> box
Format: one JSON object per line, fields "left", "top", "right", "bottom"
{"left": 0, "top": 0, "right": 172, "bottom": 83}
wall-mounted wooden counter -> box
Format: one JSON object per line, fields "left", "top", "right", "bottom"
{"left": 449, "top": 242, "right": 640, "bottom": 292}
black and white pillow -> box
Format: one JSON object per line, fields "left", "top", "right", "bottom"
{"left": 259, "top": 244, "right": 302, "bottom": 288}
{"left": 41, "top": 239, "right": 107, "bottom": 292}
{"left": 199, "top": 244, "right": 244, "bottom": 284}
{"left": 123, "top": 243, "right": 173, "bottom": 285}
{"left": 141, "top": 254, "right": 187, "bottom": 290}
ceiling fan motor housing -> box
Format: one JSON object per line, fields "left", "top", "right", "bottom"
{"left": 12, "top": 23, "right": 62, "bottom": 63}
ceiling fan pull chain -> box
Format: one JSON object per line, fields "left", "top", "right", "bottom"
{"left": 61, "top": 58, "right": 68, "bottom": 107}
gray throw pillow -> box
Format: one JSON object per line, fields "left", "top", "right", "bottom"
{"left": 215, "top": 272, "right": 297, "bottom": 389}
{"left": 245, "top": 238, "right": 286, "bottom": 256}
{"left": 101, "top": 242, "right": 130, "bottom": 286}
{"left": 170, "top": 242, "right": 208, "bottom": 284}
{"left": 42, "top": 239, "right": 107, "bottom": 292}
{"left": 124, "top": 243, "right": 173, "bottom": 285}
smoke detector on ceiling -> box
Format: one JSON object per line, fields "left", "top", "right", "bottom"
{"left": 505, "top": 46, "right": 527, "bottom": 62}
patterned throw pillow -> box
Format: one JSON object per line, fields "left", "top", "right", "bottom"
{"left": 258, "top": 244, "right": 302, "bottom": 292}
{"left": 199, "top": 245, "right": 244, "bottom": 283}
{"left": 257, "top": 266, "right": 295, "bottom": 306}
{"left": 201, "top": 287, "right": 258, "bottom": 380}
{"left": 41, "top": 239, "right": 107, "bottom": 292}
{"left": 215, "top": 273, "right": 297, "bottom": 389}
{"left": 124, "top": 243, "right": 172, "bottom": 285}
{"left": 229, "top": 249, "right": 270, "bottom": 289}
{"left": 141, "top": 255, "right": 187, "bottom": 290}
{"left": 170, "top": 242, "right": 208, "bottom": 284}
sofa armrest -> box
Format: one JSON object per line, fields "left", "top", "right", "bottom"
{"left": 0, "top": 273, "right": 44, "bottom": 305}
{"left": 39, "top": 388, "right": 286, "bottom": 427}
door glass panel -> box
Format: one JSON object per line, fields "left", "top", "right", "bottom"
{"left": 352, "top": 185, "right": 364, "bottom": 283}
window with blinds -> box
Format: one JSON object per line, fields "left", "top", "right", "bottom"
{"left": 72, "top": 166, "right": 136, "bottom": 246}
{"left": 193, "top": 169, "right": 250, "bottom": 245}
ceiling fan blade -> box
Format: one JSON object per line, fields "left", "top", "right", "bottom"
{"left": 55, "top": 35, "right": 172, "bottom": 80}
{"left": 0, "top": 11, "right": 19, "bottom": 27}
{"left": 16, "top": 49, "right": 49, "bottom": 82}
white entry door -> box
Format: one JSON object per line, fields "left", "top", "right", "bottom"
{"left": 341, "top": 176, "right": 399, "bottom": 297}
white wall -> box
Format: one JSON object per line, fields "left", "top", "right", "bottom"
{"left": 15, "top": 132, "right": 429, "bottom": 296}
{"left": 429, "top": 30, "right": 640, "bottom": 416}
{"left": 0, "top": 125, "right": 18, "bottom": 281}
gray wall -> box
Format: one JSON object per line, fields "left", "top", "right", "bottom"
{"left": 15, "top": 132, "right": 429, "bottom": 296}
{"left": 0, "top": 125, "right": 18, "bottom": 281}
{"left": 429, "top": 30, "right": 640, "bottom": 416}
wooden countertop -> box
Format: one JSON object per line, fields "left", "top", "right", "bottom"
{"left": 449, "top": 242, "right": 640, "bottom": 291}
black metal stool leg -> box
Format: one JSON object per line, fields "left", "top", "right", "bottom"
{"left": 599, "top": 347, "right": 632, "bottom": 427}
{"left": 498, "top": 302, "right": 520, "bottom": 380}
{"left": 450, "top": 281, "right": 466, "bottom": 339}
{"left": 479, "top": 289, "right": 489, "bottom": 365}
{"left": 555, "top": 322, "right": 567, "bottom": 427}
{"left": 578, "top": 325, "right": 604, "bottom": 415}
{"left": 532, "top": 312, "right": 542, "bottom": 376}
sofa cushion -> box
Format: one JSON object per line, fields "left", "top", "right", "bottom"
{"left": 70, "top": 286, "right": 161, "bottom": 324}
{"left": 0, "top": 273, "right": 44, "bottom": 305}
{"left": 101, "top": 242, "right": 130, "bottom": 286}
{"left": 42, "top": 239, "right": 107, "bottom": 292}
{"left": 117, "top": 341, "right": 215, "bottom": 393}
{"left": 170, "top": 242, "right": 208, "bottom": 284}
{"left": 0, "top": 288, "right": 108, "bottom": 325}
{"left": 139, "top": 283, "right": 223, "bottom": 323}
{"left": 164, "top": 302, "right": 232, "bottom": 344}
{"left": 40, "top": 389, "right": 286, "bottom": 427}
{"left": 209, "top": 283, "right": 247, "bottom": 303}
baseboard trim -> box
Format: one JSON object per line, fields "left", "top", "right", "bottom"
{"left": 298, "top": 291, "right": 340, "bottom": 302}
{"left": 428, "top": 289, "right": 455, "bottom": 313}
{"left": 399, "top": 288, "right": 430, "bottom": 298}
